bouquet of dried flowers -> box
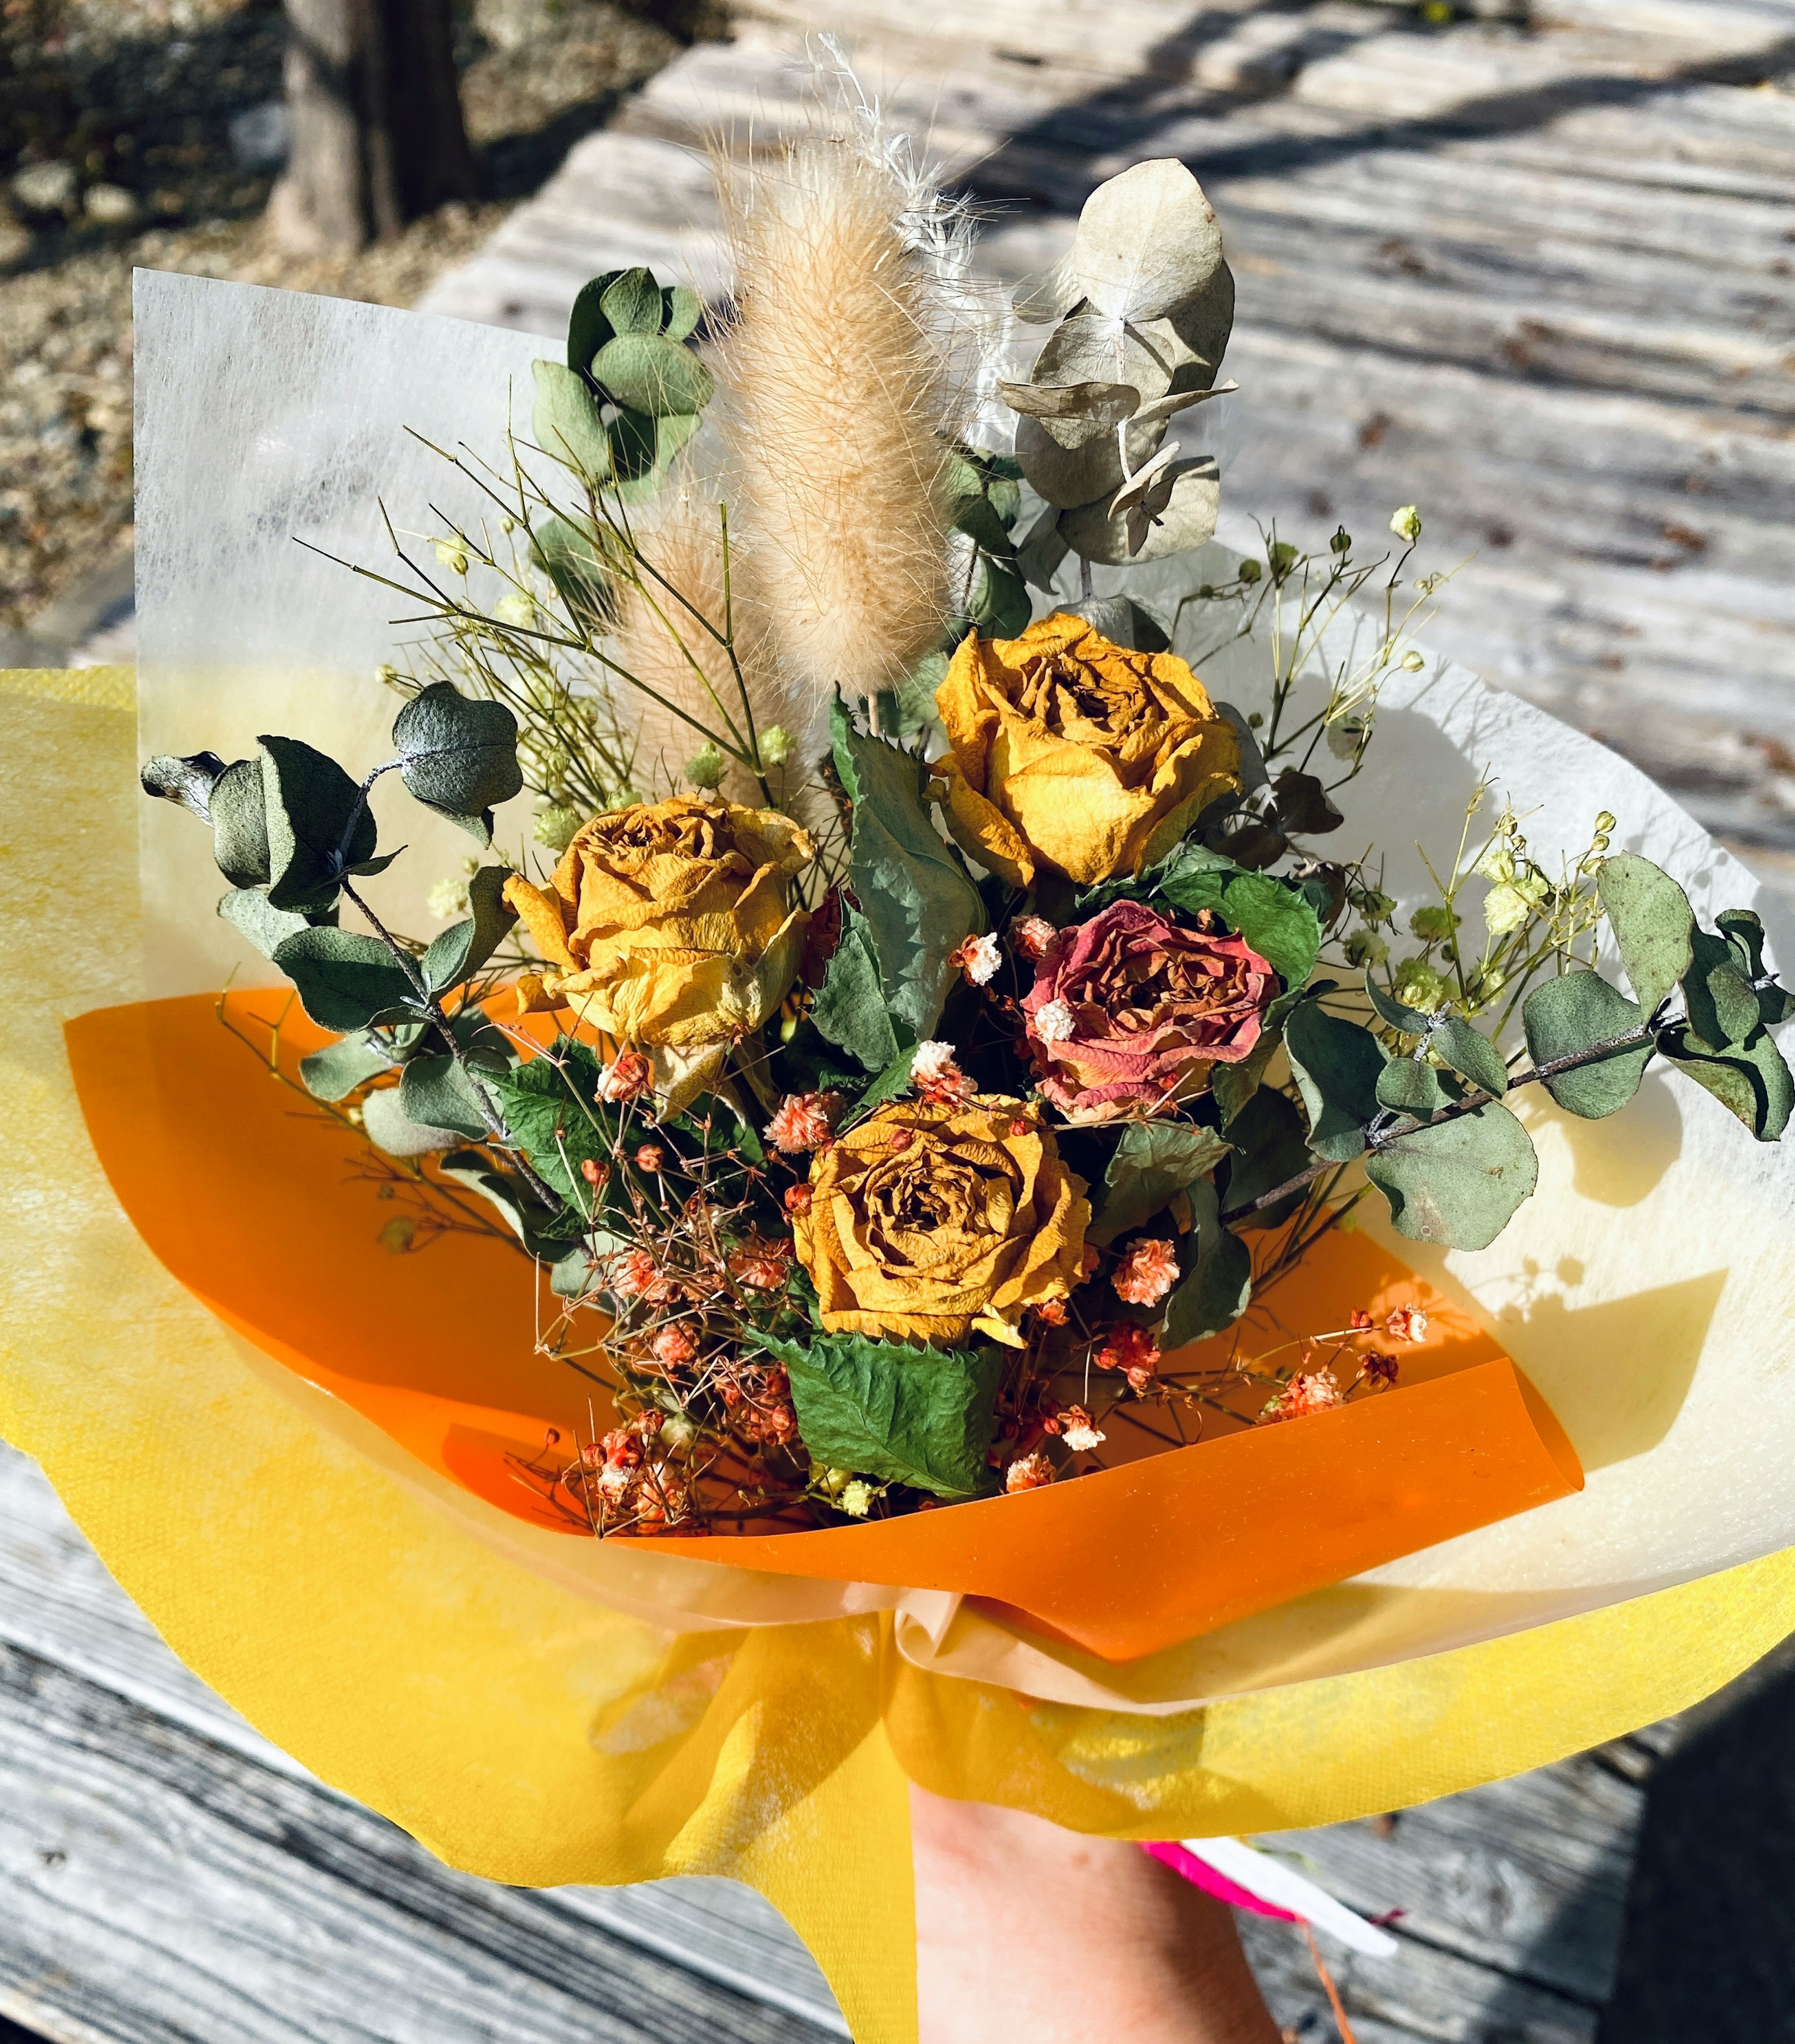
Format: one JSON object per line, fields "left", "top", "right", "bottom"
{"left": 138, "top": 137, "right": 1790, "bottom": 1599}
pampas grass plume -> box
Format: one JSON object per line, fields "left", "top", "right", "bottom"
{"left": 713, "top": 137, "right": 959, "bottom": 725}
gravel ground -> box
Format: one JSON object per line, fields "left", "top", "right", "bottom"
{"left": 0, "top": 0, "right": 685, "bottom": 637}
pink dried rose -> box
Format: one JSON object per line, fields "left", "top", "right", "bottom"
{"left": 1113, "top": 1237, "right": 1179, "bottom": 1307}
{"left": 1258, "top": 1369, "right": 1343, "bottom": 1425}
{"left": 1020, "top": 900, "right": 1277, "bottom": 1123}
{"left": 765, "top": 1090, "right": 835, "bottom": 1154}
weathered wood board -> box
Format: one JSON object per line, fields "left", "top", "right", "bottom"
{"left": 419, "top": 0, "right": 1795, "bottom": 888}
{"left": 0, "top": 1436, "right": 1664, "bottom": 2043}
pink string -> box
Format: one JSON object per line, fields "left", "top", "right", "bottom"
{"left": 1139, "top": 1839, "right": 1300, "bottom": 1922}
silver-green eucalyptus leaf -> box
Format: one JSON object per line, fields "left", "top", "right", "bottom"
{"left": 1068, "top": 159, "right": 1224, "bottom": 323}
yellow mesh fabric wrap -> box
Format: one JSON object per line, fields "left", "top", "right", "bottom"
{"left": 5, "top": 666, "right": 1794, "bottom": 2043}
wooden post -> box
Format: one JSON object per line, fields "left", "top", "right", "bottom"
{"left": 269, "top": 0, "right": 484, "bottom": 256}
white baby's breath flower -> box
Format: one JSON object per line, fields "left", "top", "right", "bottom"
{"left": 1482, "top": 884, "right": 1532, "bottom": 935}
{"left": 1034, "top": 998, "right": 1077, "bottom": 1044}
{"left": 1390, "top": 504, "right": 1422, "bottom": 543}
{"left": 911, "top": 1041, "right": 957, "bottom": 1085}
{"left": 495, "top": 590, "right": 536, "bottom": 628}
{"left": 1060, "top": 1416, "right": 1105, "bottom": 1453}
{"left": 427, "top": 877, "right": 469, "bottom": 920}
{"left": 839, "top": 1479, "right": 874, "bottom": 1518}
{"left": 959, "top": 931, "right": 1002, "bottom": 985}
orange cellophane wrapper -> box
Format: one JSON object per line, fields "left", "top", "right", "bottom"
{"left": 65, "top": 988, "right": 1583, "bottom": 1665}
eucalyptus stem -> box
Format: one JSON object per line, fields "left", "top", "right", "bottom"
{"left": 338, "top": 876, "right": 561, "bottom": 1209}
{"left": 1221, "top": 1018, "right": 1662, "bottom": 1224}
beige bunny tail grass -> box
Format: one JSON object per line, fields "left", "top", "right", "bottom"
{"left": 711, "top": 136, "right": 961, "bottom": 723}
{"left": 607, "top": 481, "right": 773, "bottom": 802}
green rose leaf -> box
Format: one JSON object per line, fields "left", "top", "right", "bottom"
{"left": 1162, "top": 1177, "right": 1252, "bottom": 1346}
{"left": 854, "top": 1040, "right": 924, "bottom": 1116}
{"left": 530, "top": 359, "right": 613, "bottom": 478}
{"left": 831, "top": 698, "right": 983, "bottom": 1042}
{"left": 590, "top": 330, "right": 715, "bottom": 420}
{"left": 1432, "top": 1016, "right": 1509, "bottom": 1098}
{"left": 392, "top": 682, "right": 524, "bottom": 845}
{"left": 1090, "top": 1120, "right": 1231, "bottom": 1246}
{"left": 272, "top": 926, "right": 419, "bottom": 1032}
{"left": 1659, "top": 1024, "right": 1793, "bottom": 1142}
{"left": 492, "top": 1049, "right": 617, "bottom": 1201}
{"left": 1153, "top": 863, "right": 1321, "bottom": 990}
{"left": 217, "top": 885, "right": 316, "bottom": 962}
{"left": 398, "top": 1054, "right": 489, "bottom": 1141}
{"left": 259, "top": 735, "right": 376, "bottom": 913}
{"left": 1365, "top": 1101, "right": 1540, "bottom": 1250}
{"left": 297, "top": 1031, "right": 395, "bottom": 1102}
{"left": 422, "top": 865, "right": 519, "bottom": 995}
{"left": 751, "top": 1329, "right": 1003, "bottom": 1500}
{"left": 1682, "top": 927, "right": 1763, "bottom": 1052}
{"left": 1521, "top": 971, "right": 1650, "bottom": 1119}
{"left": 1283, "top": 1000, "right": 1388, "bottom": 1162}
{"left": 1218, "top": 1084, "right": 1309, "bottom": 1224}
{"left": 1598, "top": 853, "right": 1694, "bottom": 1016}
{"left": 811, "top": 904, "right": 902, "bottom": 1074}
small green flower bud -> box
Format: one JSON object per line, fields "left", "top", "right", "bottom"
{"left": 434, "top": 536, "right": 470, "bottom": 576}
{"left": 760, "top": 724, "right": 797, "bottom": 768}
{"left": 1268, "top": 540, "right": 1298, "bottom": 580}
{"left": 375, "top": 662, "right": 400, "bottom": 688}
{"left": 532, "top": 803, "right": 582, "bottom": 852}
{"left": 1237, "top": 559, "right": 1263, "bottom": 585}
{"left": 1343, "top": 929, "right": 1389, "bottom": 968}
{"left": 1401, "top": 649, "right": 1426, "bottom": 672}
{"left": 1392, "top": 957, "right": 1449, "bottom": 1011}
{"left": 683, "top": 743, "right": 726, "bottom": 790}
{"left": 661, "top": 1414, "right": 697, "bottom": 1454}
{"left": 1329, "top": 527, "right": 1352, "bottom": 555}
{"left": 495, "top": 590, "right": 536, "bottom": 628}
{"left": 1390, "top": 504, "right": 1422, "bottom": 544}
{"left": 1594, "top": 810, "right": 1616, "bottom": 834}
{"left": 1408, "top": 904, "right": 1460, "bottom": 943}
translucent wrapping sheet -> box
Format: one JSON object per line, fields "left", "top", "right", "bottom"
{"left": 126, "top": 273, "right": 1795, "bottom": 1717}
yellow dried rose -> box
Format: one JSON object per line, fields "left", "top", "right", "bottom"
{"left": 933, "top": 611, "right": 1242, "bottom": 888}
{"left": 793, "top": 1096, "right": 1089, "bottom": 1348}
{"left": 504, "top": 796, "right": 814, "bottom": 1104}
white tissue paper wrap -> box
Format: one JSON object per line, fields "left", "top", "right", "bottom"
{"left": 133, "top": 270, "right": 1795, "bottom": 1714}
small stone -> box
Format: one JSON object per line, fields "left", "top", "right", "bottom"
{"left": 12, "top": 162, "right": 77, "bottom": 215}
{"left": 83, "top": 184, "right": 140, "bottom": 227}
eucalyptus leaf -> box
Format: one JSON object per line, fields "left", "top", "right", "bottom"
{"left": 1432, "top": 1016, "right": 1509, "bottom": 1098}
{"left": 399, "top": 1054, "right": 489, "bottom": 1141}
{"left": 567, "top": 267, "right": 628, "bottom": 376}
{"left": 422, "top": 864, "right": 519, "bottom": 994}
{"left": 1015, "top": 505, "right": 1070, "bottom": 590}
{"left": 1218, "top": 1084, "right": 1309, "bottom": 1221}
{"left": 208, "top": 756, "right": 273, "bottom": 889}
{"left": 272, "top": 926, "right": 419, "bottom": 1032}
{"left": 360, "top": 1084, "right": 464, "bottom": 1158}
{"left": 751, "top": 1329, "right": 1002, "bottom": 1500}
{"left": 998, "top": 377, "right": 1139, "bottom": 424}
{"left": 1283, "top": 1000, "right": 1388, "bottom": 1162}
{"left": 831, "top": 699, "right": 982, "bottom": 1042}
{"left": 1271, "top": 767, "right": 1343, "bottom": 837}
{"left": 1716, "top": 908, "right": 1768, "bottom": 983}
{"left": 530, "top": 359, "right": 612, "bottom": 477}
{"left": 661, "top": 284, "right": 702, "bottom": 342}
{"left": 1212, "top": 984, "right": 1307, "bottom": 1129}
{"left": 598, "top": 266, "right": 663, "bottom": 337}
{"left": 1659, "top": 1024, "right": 1793, "bottom": 1142}
{"left": 589, "top": 330, "right": 714, "bottom": 419}
{"left": 953, "top": 494, "right": 1015, "bottom": 557}
{"left": 140, "top": 749, "right": 227, "bottom": 820}
{"left": 1365, "top": 1102, "right": 1539, "bottom": 1250}
{"left": 811, "top": 905, "right": 901, "bottom": 1074}
{"left": 1090, "top": 1120, "right": 1232, "bottom": 1246}
{"left": 1682, "top": 927, "right": 1761, "bottom": 1052}
{"left": 297, "top": 1032, "right": 395, "bottom": 1102}
{"left": 532, "top": 514, "right": 617, "bottom": 628}
{"left": 217, "top": 886, "right": 315, "bottom": 962}
{"left": 1522, "top": 971, "right": 1650, "bottom": 1119}
{"left": 968, "top": 557, "right": 1033, "bottom": 638}
{"left": 391, "top": 682, "right": 523, "bottom": 845}
{"left": 259, "top": 734, "right": 375, "bottom": 913}
{"left": 1060, "top": 459, "right": 1221, "bottom": 565}
{"left": 1376, "top": 1056, "right": 1455, "bottom": 1116}
{"left": 1365, "top": 975, "right": 1433, "bottom": 1033}
{"left": 1068, "top": 158, "right": 1224, "bottom": 323}
{"left": 1161, "top": 1177, "right": 1251, "bottom": 1346}
{"left": 1598, "top": 853, "right": 1694, "bottom": 1016}
{"left": 1066, "top": 595, "right": 1170, "bottom": 654}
